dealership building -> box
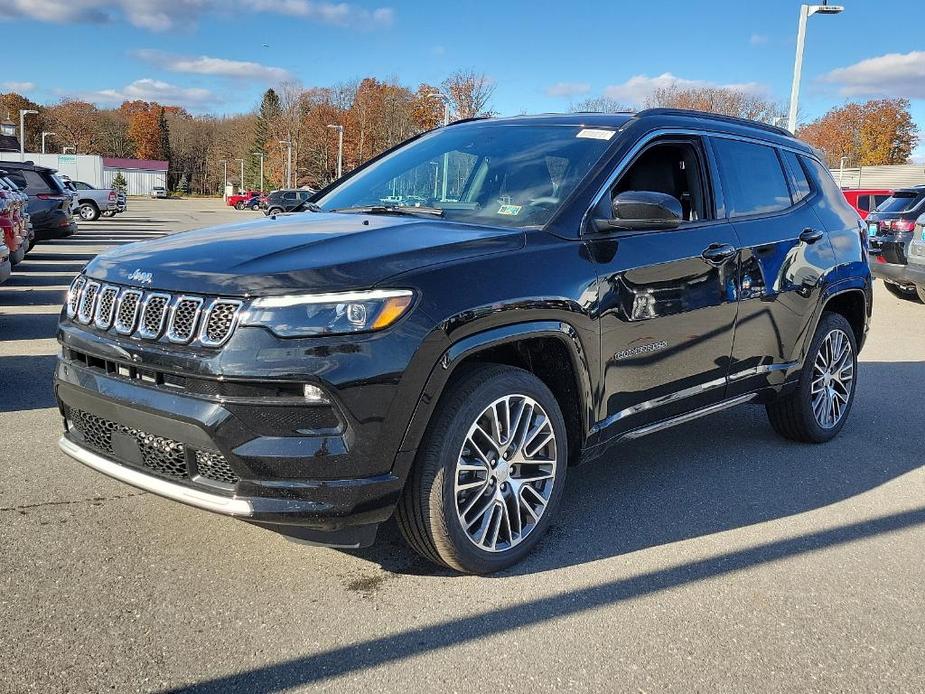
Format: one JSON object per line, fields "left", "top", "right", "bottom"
{"left": 0, "top": 152, "right": 168, "bottom": 195}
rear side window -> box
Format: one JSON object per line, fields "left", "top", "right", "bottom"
{"left": 16, "top": 169, "right": 57, "bottom": 195}
{"left": 857, "top": 196, "right": 870, "bottom": 212}
{"left": 875, "top": 192, "right": 925, "bottom": 214}
{"left": 872, "top": 194, "right": 890, "bottom": 209}
{"left": 800, "top": 155, "right": 848, "bottom": 210}
{"left": 780, "top": 150, "right": 812, "bottom": 204}
{"left": 712, "top": 138, "right": 791, "bottom": 218}
{"left": 4, "top": 171, "right": 28, "bottom": 189}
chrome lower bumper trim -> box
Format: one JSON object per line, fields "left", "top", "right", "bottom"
{"left": 58, "top": 436, "right": 253, "bottom": 517}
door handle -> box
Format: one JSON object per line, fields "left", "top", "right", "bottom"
{"left": 799, "top": 228, "right": 824, "bottom": 244}
{"left": 701, "top": 243, "right": 737, "bottom": 265}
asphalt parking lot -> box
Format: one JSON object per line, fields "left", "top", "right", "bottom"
{"left": 1, "top": 198, "right": 923, "bottom": 693}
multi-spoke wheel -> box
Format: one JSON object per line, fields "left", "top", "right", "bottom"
{"left": 767, "top": 312, "right": 858, "bottom": 443}
{"left": 454, "top": 394, "right": 557, "bottom": 553}
{"left": 397, "top": 364, "right": 567, "bottom": 573}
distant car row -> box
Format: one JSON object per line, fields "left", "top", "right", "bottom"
{"left": 226, "top": 188, "right": 316, "bottom": 215}
{"left": 56, "top": 175, "right": 126, "bottom": 221}
{"left": 860, "top": 185, "right": 925, "bottom": 303}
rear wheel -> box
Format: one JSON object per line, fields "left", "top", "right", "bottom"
{"left": 396, "top": 364, "right": 567, "bottom": 574}
{"left": 78, "top": 202, "right": 100, "bottom": 221}
{"left": 884, "top": 281, "right": 922, "bottom": 302}
{"left": 916, "top": 284, "right": 925, "bottom": 303}
{"left": 267, "top": 207, "right": 283, "bottom": 215}
{"left": 766, "top": 312, "right": 857, "bottom": 443}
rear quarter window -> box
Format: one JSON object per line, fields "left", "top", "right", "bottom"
{"left": 712, "top": 138, "right": 791, "bottom": 218}
{"left": 874, "top": 192, "right": 925, "bottom": 214}
{"left": 18, "top": 169, "right": 57, "bottom": 195}
{"left": 780, "top": 150, "right": 812, "bottom": 204}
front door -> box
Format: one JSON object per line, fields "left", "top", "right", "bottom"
{"left": 588, "top": 136, "right": 740, "bottom": 442}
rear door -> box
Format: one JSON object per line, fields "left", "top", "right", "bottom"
{"left": 590, "top": 134, "right": 740, "bottom": 439}
{"left": 710, "top": 137, "right": 835, "bottom": 396}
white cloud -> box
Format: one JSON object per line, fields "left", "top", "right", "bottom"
{"left": 821, "top": 51, "right": 925, "bottom": 99}
{"left": 74, "top": 79, "right": 219, "bottom": 109}
{"left": 545, "top": 82, "right": 591, "bottom": 99}
{"left": 602, "top": 72, "right": 768, "bottom": 106}
{"left": 134, "top": 49, "right": 291, "bottom": 82}
{"left": 2, "top": 81, "right": 35, "bottom": 92}
{"left": 0, "top": 0, "right": 394, "bottom": 31}
{"left": 749, "top": 33, "right": 768, "bottom": 45}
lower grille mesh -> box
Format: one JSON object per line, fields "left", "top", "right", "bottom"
{"left": 64, "top": 406, "right": 239, "bottom": 485}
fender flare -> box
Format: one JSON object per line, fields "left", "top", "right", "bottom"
{"left": 392, "top": 320, "right": 594, "bottom": 480}
{"left": 800, "top": 278, "right": 871, "bottom": 363}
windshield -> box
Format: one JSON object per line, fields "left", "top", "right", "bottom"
{"left": 317, "top": 123, "right": 616, "bottom": 228}
{"left": 875, "top": 191, "right": 925, "bottom": 214}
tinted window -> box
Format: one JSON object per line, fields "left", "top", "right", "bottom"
{"left": 873, "top": 194, "right": 890, "bottom": 208}
{"left": 780, "top": 150, "right": 812, "bottom": 204}
{"left": 800, "top": 155, "right": 847, "bottom": 209}
{"left": 713, "top": 138, "right": 791, "bottom": 217}
{"left": 18, "top": 169, "right": 57, "bottom": 195}
{"left": 4, "top": 171, "right": 27, "bottom": 189}
{"left": 857, "top": 195, "right": 869, "bottom": 212}
{"left": 73, "top": 181, "right": 91, "bottom": 190}
{"left": 875, "top": 192, "right": 925, "bottom": 213}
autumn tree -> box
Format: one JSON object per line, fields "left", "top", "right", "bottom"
{"left": 645, "top": 85, "right": 785, "bottom": 124}
{"left": 0, "top": 92, "right": 48, "bottom": 151}
{"left": 46, "top": 100, "right": 103, "bottom": 153}
{"left": 442, "top": 70, "right": 495, "bottom": 120}
{"left": 127, "top": 106, "right": 163, "bottom": 159}
{"left": 797, "top": 99, "right": 918, "bottom": 167}
{"left": 410, "top": 84, "right": 445, "bottom": 131}
{"left": 570, "top": 96, "right": 633, "bottom": 113}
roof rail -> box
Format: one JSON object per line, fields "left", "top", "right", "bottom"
{"left": 635, "top": 108, "right": 792, "bottom": 137}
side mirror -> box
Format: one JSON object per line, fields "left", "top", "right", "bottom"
{"left": 593, "top": 191, "right": 683, "bottom": 232}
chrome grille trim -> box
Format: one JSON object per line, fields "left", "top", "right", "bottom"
{"left": 93, "top": 285, "right": 119, "bottom": 330}
{"left": 114, "top": 289, "right": 143, "bottom": 335}
{"left": 138, "top": 293, "right": 170, "bottom": 339}
{"left": 199, "top": 300, "right": 243, "bottom": 347}
{"left": 76, "top": 281, "right": 100, "bottom": 324}
{"left": 66, "top": 276, "right": 86, "bottom": 318}
{"left": 166, "top": 296, "right": 203, "bottom": 344}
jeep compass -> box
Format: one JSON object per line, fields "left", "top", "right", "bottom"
{"left": 55, "top": 110, "right": 871, "bottom": 573}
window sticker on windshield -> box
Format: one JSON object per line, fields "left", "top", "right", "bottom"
{"left": 577, "top": 128, "right": 615, "bottom": 140}
{"left": 497, "top": 204, "right": 522, "bottom": 216}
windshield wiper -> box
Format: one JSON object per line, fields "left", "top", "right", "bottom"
{"left": 293, "top": 201, "right": 322, "bottom": 212}
{"left": 330, "top": 205, "right": 444, "bottom": 218}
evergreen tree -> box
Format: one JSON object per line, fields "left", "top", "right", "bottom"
{"left": 247, "top": 89, "right": 282, "bottom": 188}
{"left": 177, "top": 173, "right": 189, "bottom": 195}
{"left": 112, "top": 171, "right": 127, "bottom": 192}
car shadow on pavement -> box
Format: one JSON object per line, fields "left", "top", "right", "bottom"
{"left": 0, "top": 313, "right": 60, "bottom": 341}
{"left": 0, "top": 355, "right": 58, "bottom": 412}
{"left": 353, "top": 361, "right": 925, "bottom": 577}
{"left": 170, "top": 506, "right": 925, "bottom": 694}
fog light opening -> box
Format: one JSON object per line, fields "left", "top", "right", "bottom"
{"left": 303, "top": 384, "right": 329, "bottom": 404}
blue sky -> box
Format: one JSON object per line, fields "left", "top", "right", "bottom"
{"left": 3, "top": 0, "right": 924, "bottom": 154}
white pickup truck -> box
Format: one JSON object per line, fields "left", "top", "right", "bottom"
{"left": 59, "top": 177, "right": 125, "bottom": 221}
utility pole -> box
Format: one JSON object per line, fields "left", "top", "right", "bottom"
{"left": 253, "top": 152, "right": 265, "bottom": 192}
{"left": 41, "top": 132, "right": 55, "bottom": 154}
{"left": 327, "top": 124, "right": 344, "bottom": 180}
{"left": 425, "top": 93, "right": 450, "bottom": 201}
{"left": 787, "top": 3, "right": 844, "bottom": 132}
{"left": 219, "top": 159, "right": 228, "bottom": 199}
{"left": 19, "top": 109, "right": 38, "bottom": 161}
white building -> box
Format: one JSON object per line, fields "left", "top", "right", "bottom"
{"left": 0, "top": 152, "right": 168, "bottom": 195}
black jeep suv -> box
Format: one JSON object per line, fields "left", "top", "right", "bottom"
{"left": 55, "top": 110, "right": 871, "bottom": 573}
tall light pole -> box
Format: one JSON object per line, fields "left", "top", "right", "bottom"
{"left": 326, "top": 124, "right": 344, "bottom": 180}
{"left": 235, "top": 158, "right": 244, "bottom": 192}
{"left": 279, "top": 138, "right": 292, "bottom": 188}
{"left": 425, "top": 92, "right": 450, "bottom": 201}
{"left": 839, "top": 155, "right": 850, "bottom": 187}
{"left": 252, "top": 152, "right": 265, "bottom": 192}
{"left": 41, "top": 131, "right": 55, "bottom": 154}
{"left": 19, "top": 109, "right": 38, "bottom": 161}
{"left": 787, "top": 2, "right": 844, "bottom": 133}
{"left": 219, "top": 159, "right": 228, "bottom": 198}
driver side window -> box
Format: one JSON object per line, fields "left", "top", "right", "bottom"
{"left": 611, "top": 139, "right": 711, "bottom": 223}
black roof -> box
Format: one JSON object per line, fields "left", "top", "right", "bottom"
{"left": 0, "top": 160, "right": 55, "bottom": 173}
{"left": 450, "top": 108, "right": 812, "bottom": 154}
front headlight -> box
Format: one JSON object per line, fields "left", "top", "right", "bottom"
{"left": 239, "top": 289, "right": 414, "bottom": 337}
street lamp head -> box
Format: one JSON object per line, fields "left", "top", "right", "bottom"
{"left": 809, "top": 3, "right": 844, "bottom": 14}
{"left": 326, "top": 124, "right": 344, "bottom": 132}
{"left": 20, "top": 109, "right": 38, "bottom": 116}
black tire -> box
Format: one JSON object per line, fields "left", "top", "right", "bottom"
{"left": 267, "top": 207, "right": 283, "bottom": 215}
{"left": 396, "top": 364, "right": 568, "bottom": 574}
{"left": 101, "top": 210, "right": 115, "bottom": 218}
{"left": 916, "top": 284, "right": 925, "bottom": 304}
{"left": 766, "top": 312, "right": 858, "bottom": 443}
{"left": 9, "top": 244, "right": 25, "bottom": 266}
{"left": 235, "top": 201, "right": 245, "bottom": 210}
{"left": 78, "top": 202, "right": 100, "bottom": 221}
{"left": 884, "top": 281, "right": 922, "bottom": 302}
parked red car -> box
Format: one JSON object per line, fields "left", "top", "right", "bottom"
{"left": 843, "top": 189, "right": 892, "bottom": 220}
{"left": 0, "top": 172, "right": 26, "bottom": 266}
{"left": 226, "top": 190, "right": 262, "bottom": 210}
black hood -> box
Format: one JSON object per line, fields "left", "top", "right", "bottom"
{"left": 84, "top": 212, "right": 524, "bottom": 295}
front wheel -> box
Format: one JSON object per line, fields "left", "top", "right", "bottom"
{"left": 267, "top": 207, "right": 283, "bottom": 216}
{"left": 396, "top": 364, "right": 567, "bottom": 574}
{"left": 766, "top": 312, "right": 857, "bottom": 443}
{"left": 916, "top": 284, "right": 925, "bottom": 303}
{"left": 235, "top": 201, "right": 245, "bottom": 210}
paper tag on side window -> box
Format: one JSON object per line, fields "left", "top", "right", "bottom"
{"left": 577, "top": 128, "right": 615, "bottom": 140}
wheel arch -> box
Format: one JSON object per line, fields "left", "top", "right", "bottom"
{"left": 395, "top": 320, "right": 594, "bottom": 480}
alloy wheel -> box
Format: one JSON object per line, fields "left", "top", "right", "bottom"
{"left": 811, "top": 328, "right": 854, "bottom": 429}
{"left": 454, "top": 394, "right": 557, "bottom": 553}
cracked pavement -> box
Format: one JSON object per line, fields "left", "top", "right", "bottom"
{"left": 1, "top": 199, "right": 923, "bottom": 693}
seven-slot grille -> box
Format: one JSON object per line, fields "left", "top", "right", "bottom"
{"left": 67, "top": 277, "right": 242, "bottom": 347}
